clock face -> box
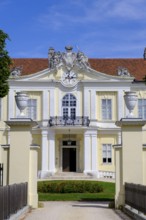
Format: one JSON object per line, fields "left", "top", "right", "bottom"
{"left": 61, "top": 70, "right": 78, "bottom": 87}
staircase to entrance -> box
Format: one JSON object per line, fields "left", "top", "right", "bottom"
{"left": 47, "top": 172, "right": 96, "bottom": 180}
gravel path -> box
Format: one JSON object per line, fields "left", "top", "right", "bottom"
{"left": 23, "top": 201, "right": 131, "bottom": 220}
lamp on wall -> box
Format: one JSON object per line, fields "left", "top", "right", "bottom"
{"left": 67, "top": 129, "right": 72, "bottom": 145}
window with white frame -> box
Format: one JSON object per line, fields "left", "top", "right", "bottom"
{"left": 27, "top": 99, "right": 37, "bottom": 120}
{"left": 102, "top": 144, "right": 112, "bottom": 164}
{"left": 102, "top": 99, "right": 112, "bottom": 120}
{"left": 138, "top": 99, "right": 146, "bottom": 119}
{"left": 62, "top": 94, "right": 76, "bottom": 119}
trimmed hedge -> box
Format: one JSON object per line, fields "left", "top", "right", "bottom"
{"left": 38, "top": 180, "right": 103, "bottom": 193}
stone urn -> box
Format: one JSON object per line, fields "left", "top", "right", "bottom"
{"left": 15, "top": 91, "right": 29, "bottom": 117}
{"left": 124, "top": 91, "right": 138, "bottom": 118}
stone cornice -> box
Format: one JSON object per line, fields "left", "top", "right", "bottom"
{"left": 5, "top": 118, "right": 38, "bottom": 127}
{"left": 116, "top": 118, "right": 146, "bottom": 127}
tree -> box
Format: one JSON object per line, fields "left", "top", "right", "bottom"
{"left": 0, "top": 30, "right": 12, "bottom": 98}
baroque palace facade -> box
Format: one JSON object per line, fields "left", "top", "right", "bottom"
{"left": 1, "top": 46, "right": 146, "bottom": 179}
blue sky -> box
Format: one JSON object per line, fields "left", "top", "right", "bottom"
{"left": 1, "top": 0, "right": 146, "bottom": 58}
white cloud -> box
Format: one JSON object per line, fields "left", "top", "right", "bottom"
{"left": 108, "top": 0, "right": 146, "bottom": 20}
{"left": 37, "top": 0, "right": 146, "bottom": 33}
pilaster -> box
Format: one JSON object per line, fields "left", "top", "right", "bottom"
{"left": 42, "top": 90, "right": 49, "bottom": 119}
{"left": 50, "top": 89, "right": 55, "bottom": 117}
{"left": 90, "top": 90, "right": 96, "bottom": 120}
{"left": 117, "top": 90, "right": 124, "bottom": 120}
{"left": 8, "top": 89, "right": 15, "bottom": 119}
{"left": 84, "top": 130, "right": 98, "bottom": 177}
{"left": 83, "top": 89, "right": 89, "bottom": 116}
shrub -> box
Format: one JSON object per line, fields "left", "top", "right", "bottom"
{"left": 38, "top": 180, "right": 103, "bottom": 194}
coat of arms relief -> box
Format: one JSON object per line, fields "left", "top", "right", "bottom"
{"left": 48, "top": 45, "right": 90, "bottom": 71}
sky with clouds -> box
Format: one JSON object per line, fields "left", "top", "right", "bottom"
{"left": 0, "top": 0, "right": 146, "bottom": 58}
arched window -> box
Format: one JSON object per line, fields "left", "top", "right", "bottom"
{"left": 62, "top": 94, "right": 76, "bottom": 119}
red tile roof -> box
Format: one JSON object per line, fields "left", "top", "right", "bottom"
{"left": 11, "top": 58, "right": 146, "bottom": 81}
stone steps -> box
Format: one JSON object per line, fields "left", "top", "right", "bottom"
{"left": 47, "top": 172, "right": 95, "bottom": 180}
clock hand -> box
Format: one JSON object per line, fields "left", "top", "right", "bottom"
{"left": 70, "top": 76, "right": 76, "bottom": 79}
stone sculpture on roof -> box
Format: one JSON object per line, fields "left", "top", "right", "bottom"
{"left": 117, "top": 66, "right": 130, "bottom": 77}
{"left": 10, "top": 66, "right": 23, "bottom": 78}
{"left": 48, "top": 45, "right": 90, "bottom": 71}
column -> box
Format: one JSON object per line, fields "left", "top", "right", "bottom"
{"left": 83, "top": 131, "right": 91, "bottom": 174}
{"left": 48, "top": 130, "right": 55, "bottom": 175}
{"left": 84, "top": 130, "right": 98, "bottom": 177}
{"left": 91, "top": 131, "right": 98, "bottom": 176}
{"left": 41, "top": 130, "right": 48, "bottom": 178}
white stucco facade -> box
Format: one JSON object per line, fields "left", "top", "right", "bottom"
{"left": 1, "top": 46, "right": 146, "bottom": 181}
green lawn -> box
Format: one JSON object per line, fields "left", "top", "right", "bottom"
{"left": 38, "top": 181, "right": 115, "bottom": 201}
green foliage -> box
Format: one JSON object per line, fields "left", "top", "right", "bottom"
{"left": 38, "top": 180, "right": 104, "bottom": 194}
{"left": 38, "top": 181, "right": 115, "bottom": 201}
{"left": 0, "top": 29, "right": 12, "bottom": 98}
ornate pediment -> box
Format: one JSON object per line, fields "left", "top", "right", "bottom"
{"left": 48, "top": 46, "right": 90, "bottom": 71}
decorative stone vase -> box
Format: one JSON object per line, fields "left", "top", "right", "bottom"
{"left": 124, "top": 91, "right": 138, "bottom": 118}
{"left": 15, "top": 91, "right": 29, "bottom": 117}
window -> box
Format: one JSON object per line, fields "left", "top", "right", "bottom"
{"left": 102, "top": 144, "right": 112, "bottom": 164}
{"left": 0, "top": 98, "right": 1, "bottom": 119}
{"left": 62, "top": 94, "right": 76, "bottom": 119}
{"left": 27, "top": 99, "right": 37, "bottom": 120}
{"left": 62, "top": 140, "right": 76, "bottom": 146}
{"left": 138, "top": 99, "right": 146, "bottom": 119}
{"left": 102, "top": 99, "right": 112, "bottom": 120}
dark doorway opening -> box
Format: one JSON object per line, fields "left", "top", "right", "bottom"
{"left": 63, "top": 148, "right": 76, "bottom": 172}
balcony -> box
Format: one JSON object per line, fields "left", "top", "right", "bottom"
{"left": 49, "top": 116, "right": 90, "bottom": 127}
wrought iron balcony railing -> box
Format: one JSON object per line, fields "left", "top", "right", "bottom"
{"left": 49, "top": 116, "right": 90, "bottom": 127}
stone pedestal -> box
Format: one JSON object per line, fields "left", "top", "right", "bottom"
{"left": 5, "top": 118, "right": 39, "bottom": 208}
{"left": 115, "top": 118, "right": 146, "bottom": 208}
